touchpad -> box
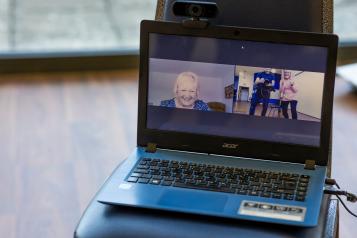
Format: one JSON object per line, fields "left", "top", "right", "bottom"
{"left": 158, "top": 190, "right": 227, "bottom": 212}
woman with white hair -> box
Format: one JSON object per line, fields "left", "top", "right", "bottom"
{"left": 160, "top": 72, "right": 209, "bottom": 111}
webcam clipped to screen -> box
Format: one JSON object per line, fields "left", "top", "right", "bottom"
{"left": 172, "top": 0, "right": 218, "bottom": 18}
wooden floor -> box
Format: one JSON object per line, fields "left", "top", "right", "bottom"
{"left": 234, "top": 101, "right": 320, "bottom": 122}
{"left": 0, "top": 70, "right": 356, "bottom": 237}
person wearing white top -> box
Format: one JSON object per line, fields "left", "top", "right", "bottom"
{"left": 280, "top": 71, "right": 298, "bottom": 119}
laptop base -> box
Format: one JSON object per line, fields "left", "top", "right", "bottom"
{"left": 97, "top": 147, "right": 326, "bottom": 227}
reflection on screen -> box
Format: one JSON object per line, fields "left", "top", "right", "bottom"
{"left": 146, "top": 33, "right": 328, "bottom": 147}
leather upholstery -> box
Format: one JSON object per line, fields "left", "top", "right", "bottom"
{"left": 74, "top": 193, "right": 338, "bottom": 238}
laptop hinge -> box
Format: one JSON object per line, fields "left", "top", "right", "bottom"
{"left": 304, "top": 160, "right": 316, "bottom": 170}
{"left": 146, "top": 143, "right": 157, "bottom": 153}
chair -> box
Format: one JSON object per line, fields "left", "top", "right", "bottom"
{"left": 268, "top": 100, "right": 282, "bottom": 118}
{"left": 74, "top": 1, "right": 338, "bottom": 237}
{"left": 207, "top": 102, "right": 226, "bottom": 112}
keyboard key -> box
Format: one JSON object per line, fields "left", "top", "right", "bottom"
{"left": 262, "top": 183, "right": 272, "bottom": 188}
{"left": 159, "top": 162, "right": 168, "bottom": 167}
{"left": 295, "top": 196, "right": 306, "bottom": 202}
{"left": 297, "top": 187, "right": 307, "bottom": 192}
{"left": 249, "top": 191, "right": 259, "bottom": 196}
{"left": 134, "top": 169, "right": 149, "bottom": 174}
{"left": 260, "top": 192, "right": 271, "bottom": 198}
{"left": 298, "top": 182, "right": 308, "bottom": 187}
{"left": 137, "top": 165, "right": 149, "bottom": 169}
{"left": 197, "top": 181, "right": 208, "bottom": 186}
{"left": 296, "top": 191, "right": 306, "bottom": 196}
{"left": 162, "top": 172, "right": 171, "bottom": 176}
{"left": 284, "top": 194, "right": 294, "bottom": 200}
{"left": 219, "top": 182, "right": 230, "bottom": 188}
{"left": 299, "top": 178, "right": 309, "bottom": 183}
{"left": 175, "top": 179, "right": 185, "bottom": 183}
{"left": 152, "top": 175, "right": 163, "bottom": 180}
{"left": 138, "top": 178, "right": 149, "bottom": 184}
{"left": 162, "top": 181, "right": 173, "bottom": 186}
{"left": 231, "top": 184, "right": 242, "bottom": 190}
{"left": 130, "top": 173, "right": 142, "bottom": 177}
{"left": 150, "top": 171, "right": 161, "bottom": 175}
{"left": 141, "top": 174, "right": 152, "bottom": 179}
{"left": 127, "top": 177, "right": 138, "bottom": 183}
{"left": 250, "top": 182, "right": 260, "bottom": 187}
{"left": 284, "top": 182, "right": 297, "bottom": 190}
{"left": 220, "top": 188, "right": 236, "bottom": 193}
{"left": 170, "top": 164, "right": 179, "bottom": 168}
{"left": 207, "top": 181, "right": 219, "bottom": 187}
{"left": 186, "top": 179, "right": 196, "bottom": 185}
{"left": 283, "top": 189, "right": 295, "bottom": 195}
{"left": 286, "top": 177, "right": 299, "bottom": 182}
{"left": 150, "top": 179, "right": 161, "bottom": 185}
{"left": 272, "top": 193, "right": 282, "bottom": 199}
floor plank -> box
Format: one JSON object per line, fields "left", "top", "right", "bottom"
{"left": 0, "top": 70, "right": 355, "bottom": 237}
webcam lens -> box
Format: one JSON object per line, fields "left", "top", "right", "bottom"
{"left": 188, "top": 4, "right": 203, "bottom": 17}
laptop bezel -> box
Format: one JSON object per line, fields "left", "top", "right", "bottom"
{"left": 137, "top": 20, "right": 338, "bottom": 166}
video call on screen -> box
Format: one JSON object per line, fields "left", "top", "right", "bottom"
{"left": 146, "top": 33, "right": 329, "bottom": 147}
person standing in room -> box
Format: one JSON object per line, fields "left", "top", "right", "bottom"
{"left": 249, "top": 75, "right": 275, "bottom": 116}
{"left": 280, "top": 70, "right": 298, "bottom": 119}
{"left": 160, "top": 71, "right": 209, "bottom": 111}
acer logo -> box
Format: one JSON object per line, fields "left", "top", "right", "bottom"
{"left": 222, "top": 143, "right": 239, "bottom": 149}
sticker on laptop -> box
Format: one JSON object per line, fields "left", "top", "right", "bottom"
{"left": 238, "top": 200, "right": 306, "bottom": 222}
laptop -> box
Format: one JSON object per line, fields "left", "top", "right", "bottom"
{"left": 97, "top": 20, "right": 338, "bottom": 227}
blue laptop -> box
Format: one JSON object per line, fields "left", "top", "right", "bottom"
{"left": 97, "top": 20, "right": 338, "bottom": 227}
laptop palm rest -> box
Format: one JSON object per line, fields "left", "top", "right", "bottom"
{"left": 158, "top": 190, "right": 227, "bottom": 212}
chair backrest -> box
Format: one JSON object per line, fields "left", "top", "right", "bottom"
{"left": 207, "top": 102, "right": 226, "bottom": 112}
{"left": 155, "top": 0, "right": 166, "bottom": 20}
{"left": 155, "top": 0, "right": 333, "bottom": 33}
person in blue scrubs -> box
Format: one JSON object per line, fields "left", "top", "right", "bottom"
{"left": 249, "top": 72, "right": 275, "bottom": 116}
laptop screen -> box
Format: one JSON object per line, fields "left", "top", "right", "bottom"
{"left": 146, "top": 33, "right": 328, "bottom": 147}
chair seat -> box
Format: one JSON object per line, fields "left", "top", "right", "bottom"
{"left": 74, "top": 192, "right": 339, "bottom": 238}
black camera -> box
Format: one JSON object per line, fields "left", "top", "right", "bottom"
{"left": 172, "top": 1, "right": 218, "bottom": 19}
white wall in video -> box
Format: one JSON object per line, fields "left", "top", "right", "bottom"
{"left": 148, "top": 58, "right": 235, "bottom": 113}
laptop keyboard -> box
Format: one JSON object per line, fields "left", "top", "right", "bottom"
{"left": 126, "top": 158, "right": 310, "bottom": 202}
